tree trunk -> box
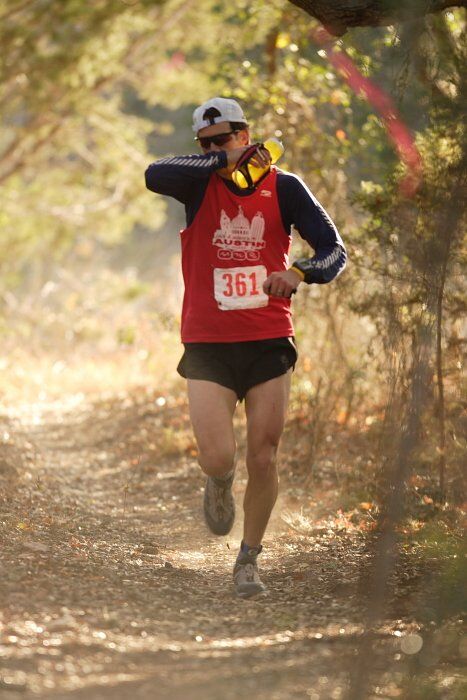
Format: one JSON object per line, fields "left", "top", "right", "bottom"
{"left": 434, "top": 165, "right": 466, "bottom": 497}
{"left": 287, "top": 1, "right": 467, "bottom": 35}
{"left": 349, "top": 314, "right": 434, "bottom": 699}
{"left": 436, "top": 258, "right": 447, "bottom": 498}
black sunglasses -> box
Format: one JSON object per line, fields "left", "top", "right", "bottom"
{"left": 195, "top": 130, "right": 239, "bottom": 149}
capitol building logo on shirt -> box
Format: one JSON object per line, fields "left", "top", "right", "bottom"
{"left": 213, "top": 206, "right": 266, "bottom": 261}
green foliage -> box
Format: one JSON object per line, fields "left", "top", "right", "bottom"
{"left": 411, "top": 519, "right": 467, "bottom": 623}
{"left": 1, "top": 1, "right": 465, "bottom": 497}
{"left": 0, "top": 0, "right": 168, "bottom": 286}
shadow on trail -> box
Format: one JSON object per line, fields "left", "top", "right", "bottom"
{"left": 1, "top": 391, "right": 452, "bottom": 699}
{"left": 46, "top": 634, "right": 362, "bottom": 700}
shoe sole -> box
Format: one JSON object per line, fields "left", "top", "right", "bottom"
{"left": 235, "top": 583, "right": 267, "bottom": 599}
{"left": 204, "top": 511, "right": 235, "bottom": 536}
{"left": 203, "top": 482, "right": 235, "bottom": 536}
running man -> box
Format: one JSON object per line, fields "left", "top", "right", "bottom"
{"left": 145, "top": 97, "right": 346, "bottom": 598}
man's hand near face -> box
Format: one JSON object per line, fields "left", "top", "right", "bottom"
{"left": 224, "top": 145, "right": 271, "bottom": 175}
{"left": 225, "top": 145, "right": 271, "bottom": 169}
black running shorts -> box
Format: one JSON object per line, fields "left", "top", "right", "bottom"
{"left": 177, "top": 337, "right": 298, "bottom": 401}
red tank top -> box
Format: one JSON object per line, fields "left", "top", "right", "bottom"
{"left": 180, "top": 168, "right": 294, "bottom": 342}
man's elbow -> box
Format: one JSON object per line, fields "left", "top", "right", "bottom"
{"left": 332, "top": 244, "right": 347, "bottom": 280}
{"left": 321, "top": 244, "right": 347, "bottom": 284}
{"left": 338, "top": 243, "right": 347, "bottom": 271}
{"left": 145, "top": 164, "right": 158, "bottom": 192}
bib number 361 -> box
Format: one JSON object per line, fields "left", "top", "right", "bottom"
{"left": 214, "top": 265, "right": 269, "bottom": 310}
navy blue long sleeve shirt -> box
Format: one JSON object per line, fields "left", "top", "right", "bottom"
{"left": 145, "top": 151, "right": 346, "bottom": 284}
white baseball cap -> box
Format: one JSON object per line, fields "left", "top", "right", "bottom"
{"left": 192, "top": 97, "right": 248, "bottom": 133}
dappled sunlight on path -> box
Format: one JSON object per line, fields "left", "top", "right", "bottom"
{"left": 1, "top": 391, "right": 463, "bottom": 699}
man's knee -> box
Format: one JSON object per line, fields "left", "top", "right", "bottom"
{"left": 246, "top": 442, "right": 279, "bottom": 479}
{"left": 198, "top": 443, "right": 235, "bottom": 477}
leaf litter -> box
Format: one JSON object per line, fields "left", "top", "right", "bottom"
{"left": 0, "top": 389, "right": 464, "bottom": 699}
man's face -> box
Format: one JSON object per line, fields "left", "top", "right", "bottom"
{"left": 197, "top": 121, "right": 249, "bottom": 153}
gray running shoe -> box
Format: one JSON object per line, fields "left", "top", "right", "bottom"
{"left": 233, "top": 549, "right": 267, "bottom": 598}
{"left": 203, "top": 472, "right": 235, "bottom": 536}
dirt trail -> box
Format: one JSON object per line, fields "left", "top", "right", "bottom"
{"left": 0, "top": 392, "right": 461, "bottom": 699}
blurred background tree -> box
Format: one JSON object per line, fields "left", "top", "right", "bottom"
{"left": 1, "top": 0, "right": 464, "bottom": 499}
{"left": 0, "top": 3, "right": 465, "bottom": 696}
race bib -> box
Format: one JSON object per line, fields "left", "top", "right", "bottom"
{"left": 214, "top": 265, "right": 269, "bottom": 310}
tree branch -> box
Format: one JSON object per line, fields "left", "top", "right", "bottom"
{"left": 0, "top": 0, "right": 38, "bottom": 23}
{"left": 0, "top": 1, "right": 196, "bottom": 185}
{"left": 287, "top": 1, "right": 467, "bottom": 36}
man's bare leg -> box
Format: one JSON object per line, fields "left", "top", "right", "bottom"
{"left": 187, "top": 379, "right": 238, "bottom": 536}
{"left": 187, "top": 379, "right": 237, "bottom": 478}
{"left": 233, "top": 370, "right": 292, "bottom": 597}
{"left": 243, "top": 369, "right": 292, "bottom": 547}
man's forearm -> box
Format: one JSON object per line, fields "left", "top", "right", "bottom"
{"left": 145, "top": 152, "right": 228, "bottom": 197}
{"left": 291, "top": 244, "right": 347, "bottom": 284}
